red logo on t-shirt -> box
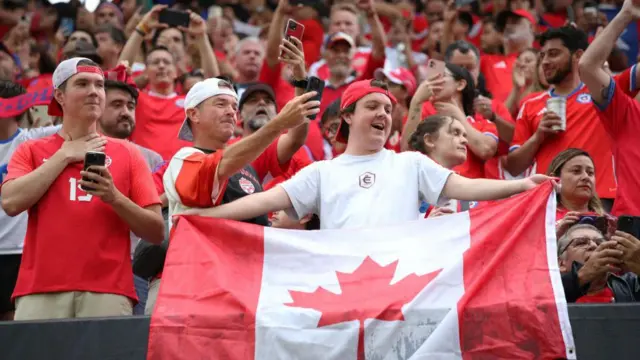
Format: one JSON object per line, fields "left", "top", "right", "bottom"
{"left": 239, "top": 177, "right": 255, "bottom": 194}
{"left": 359, "top": 172, "right": 375, "bottom": 189}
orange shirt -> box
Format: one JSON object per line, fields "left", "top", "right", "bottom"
{"left": 480, "top": 53, "right": 518, "bottom": 103}
{"left": 422, "top": 102, "right": 498, "bottom": 178}
{"left": 511, "top": 84, "right": 617, "bottom": 199}
{"left": 131, "top": 91, "right": 191, "bottom": 161}
{"left": 1, "top": 135, "right": 160, "bottom": 301}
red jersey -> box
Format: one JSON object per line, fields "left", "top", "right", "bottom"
{"left": 422, "top": 102, "right": 498, "bottom": 178}
{"left": 131, "top": 91, "right": 191, "bottom": 161}
{"left": 1, "top": 135, "right": 160, "bottom": 301}
{"left": 309, "top": 48, "right": 373, "bottom": 81}
{"left": 576, "top": 287, "right": 615, "bottom": 304}
{"left": 511, "top": 84, "right": 617, "bottom": 199}
{"left": 593, "top": 71, "right": 640, "bottom": 216}
{"left": 480, "top": 53, "right": 518, "bottom": 103}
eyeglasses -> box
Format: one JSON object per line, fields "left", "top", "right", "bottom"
{"left": 559, "top": 236, "right": 605, "bottom": 255}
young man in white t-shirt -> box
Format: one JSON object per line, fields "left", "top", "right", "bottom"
{"left": 183, "top": 80, "right": 550, "bottom": 230}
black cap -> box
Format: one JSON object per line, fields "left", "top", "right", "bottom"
{"left": 238, "top": 82, "right": 276, "bottom": 111}
{"left": 63, "top": 40, "right": 103, "bottom": 65}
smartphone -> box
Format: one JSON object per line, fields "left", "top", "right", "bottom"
{"left": 81, "top": 151, "right": 106, "bottom": 191}
{"left": 426, "top": 59, "right": 445, "bottom": 80}
{"left": 284, "top": 19, "right": 305, "bottom": 40}
{"left": 60, "top": 17, "right": 74, "bottom": 37}
{"left": 617, "top": 216, "right": 637, "bottom": 237}
{"left": 305, "top": 76, "right": 325, "bottom": 121}
{"left": 159, "top": 9, "right": 190, "bottom": 28}
{"left": 578, "top": 215, "right": 608, "bottom": 234}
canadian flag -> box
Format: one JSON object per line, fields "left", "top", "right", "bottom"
{"left": 147, "top": 182, "right": 576, "bottom": 360}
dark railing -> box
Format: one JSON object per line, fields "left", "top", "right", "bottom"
{"left": 2, "top": 304, "right": 638, "bottom": 360}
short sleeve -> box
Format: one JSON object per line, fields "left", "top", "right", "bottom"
{"left": 480, "top": 119, "right": 499, "bottom": 142}
{"left": 1, "top": 141, "right": 35, "bottom": 189}
{"left": 251, "top": 140, "right": 289, "bottom": 182}
{"left": 593, "top": 78, "right": 631, "bottom": 137}
{"left": 168, "top": 150, "right": 226, "bottom": 207}
{"left": 279, "top": 162, "right": 321, "bottom": 221}
{"left": 152, "top": 161, "right": 169, "bottom": 195}
{"left": 128, "top": 144, "right": 162, "bottom": 208}
{"left": 357, "top": 53, "right": 386, "bottom": 81}
{"left": 259, "top": 60, "right": 281, "bottom": 89}
{"left": 412, "top": 152, "right": 453, "bottom": 205}
{"left": 612, "top": 64, "right": 640, "bottom": 99}
{"left": 509, "top": 102, "right": 534, "bottom": 151}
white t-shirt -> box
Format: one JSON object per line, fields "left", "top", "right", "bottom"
{"left": 280, "top": 149, "right": 452, "bottom": 230}
{"left": 0, "top": 126, "right": 61, "bottom": 254}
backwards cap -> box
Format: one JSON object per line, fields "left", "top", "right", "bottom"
{"left": 335, "top": 80, "right": 397, "bottom": 144}
{"left": 178, "top": 78, "right": 239, "bottom": 142}
{"left": 48, "top": 57, "right": 104, "bottom": 116}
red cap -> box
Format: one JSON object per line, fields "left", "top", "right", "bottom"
{"left": 374, "top": 67, "right": 417, "bottom": 96}
{"left": 496, "top": 9, "right": 536, "bottom": 32}
{"left": 335, "top": 80, "right": 398, "bottom": 144}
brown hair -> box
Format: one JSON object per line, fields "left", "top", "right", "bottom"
{"left": 331, "top": 2, "right": 358, "bottom": 15}
{"left": 546, "top": 148, "right": 604, "bottom": 214}
{"left": 337, "top": 80, "right": 389, "bottom": 141}
{"left": 408, "top": 115, "right": 455, "bottom": 155}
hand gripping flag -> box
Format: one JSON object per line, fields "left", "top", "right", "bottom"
{"left": 148, "top": 182, "right": 576, "bottom": 359}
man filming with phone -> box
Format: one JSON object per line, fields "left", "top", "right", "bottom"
{"left": 0, "top": 57, "right": 164, "bottom": 321}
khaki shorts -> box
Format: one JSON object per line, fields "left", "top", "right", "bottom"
{"left": 145, "top": 279, "right": 161, "bottom": 315}
{"left": 14, "top": 291, "right": 132, "bottom": 321}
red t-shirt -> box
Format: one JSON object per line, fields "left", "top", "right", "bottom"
{"left": 593, "top": 69, "right": 640, "bottom": 216}
{"left": 1, "top": 135, "right": 160, "bottom": 301}
{"left": 511, "top": 84, "right": 617, "bottom": 199}
{"left": 576, "top": 287, "right": 615, "bottom": 304}
{"left": 422, "top": 102, "right": 498, "bottom": 178}
{"left": 131, "top": 91, "right": 191, "bottom": 161}
{"left": 480, "top": 53, "right": 518, "bottom": 103}
{"left": 309, "top": 48, "right": 373, "bottom": 81}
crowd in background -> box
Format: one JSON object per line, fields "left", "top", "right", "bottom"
{"left": 0, "top": 0, "right": 639, "bottom": 323}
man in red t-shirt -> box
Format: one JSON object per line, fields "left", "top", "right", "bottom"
{"left": 579, "top": 0, "right": 640, "bottom": 217}
{"left": 118, "top": 6, "right": 219, "bottom": 160}
{"left": 482, "top": 9, "right": 536, "bottom": 102}
{"left": 506, "top": 26, "right": 617, "bottom": 202}
{"left": 0, "top": 57, "right": 164, "bottom": 320}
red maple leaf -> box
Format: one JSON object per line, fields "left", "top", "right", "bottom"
{"left": 286, "top": 256, "right": 441, "bottom": 360}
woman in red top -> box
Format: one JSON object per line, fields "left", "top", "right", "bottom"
{"left": 407, "top": 114, "right": 468, "bottom": 218}
{"left": 547, "top": 148, "right": 608, "bottom": 239}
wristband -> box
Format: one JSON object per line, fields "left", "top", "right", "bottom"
{"left": 135, "top": 28, "right": 146, "bottom": 37}
{"left": 292, "top": 78, "right": 309, "bottom": 89}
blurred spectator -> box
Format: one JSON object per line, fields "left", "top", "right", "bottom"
{"left": 179, "top": 69, "right": 205, "bottom": 95}
{"left": 507, "top": 26, "right": 617, "bottom": 207}
{"left": 319, "top": 99, "right": 342, "bottom": 160}
{"left": 95, "top": 2, "right": 125, "bottom": 29}
{"left": 559, "top": 223, "right": 640, "bottom": 303}
{"left": 0, "top": 42, "right": 19, "bottom": 81}
{"left": 420, "top": 18, "right": 444, "bottom": 61}
{"left": 120, "top": 5, "right": 219, "bottom": 160}
{"left": 479, "top": 17, "right": 504, "bottom": 55}
{"left": 95, "top": 24, "right": 126, "bottom": 71}
{"left": 484, "top": 8, "right": 536, "bottom": 102}
{"left": 0, "top": 58, "right": 163, "bottom": 320}
{"left": 153, "top": 27, "right": 189, "bottom": 76}
{"left": 270, "top": 210, "right": 320, "bottom": 230}
{"left": 233, "top": 36, "right": 264, "bottom": 96}
{"left": 579, "top": 0, "right": 640, "bottom": 217}
{"left": 0, "top": 80, "right": 60, "bottom": 321}
{"left": 374, "top": 67, "right": 416, "bottom": 151}
{"left": 412, "top": 63, "right": 498, "bottom": 179}
{"left": 505, "top": 48, "right": 549, "bottom": 117}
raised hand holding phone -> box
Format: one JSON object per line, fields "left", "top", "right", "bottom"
{"left": 279, "top": 36, "right": 306, "bottom": 79}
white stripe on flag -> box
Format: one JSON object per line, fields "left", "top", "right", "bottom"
{"left": 256, "top": 213, "right": 472, "bottom": 359}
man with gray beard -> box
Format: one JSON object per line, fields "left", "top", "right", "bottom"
{"left": 237, "top": 83, "right": 312, "bottom": 178}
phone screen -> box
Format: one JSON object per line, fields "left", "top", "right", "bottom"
{"left": 81, "top": 152, "right": 106, "bottom": 191}
{"left": 60, "top": 18, "right": 75, "bottom": 37}
{"left": 159, "top": 9, "right": 190, "bottom": 28}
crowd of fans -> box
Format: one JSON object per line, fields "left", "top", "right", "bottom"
{"left": 0, "top": 0, "right": 639, "bottom": 323}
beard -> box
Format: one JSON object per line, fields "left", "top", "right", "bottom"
{"left": 329, "top": 63, "right": 351, "bottom": 78}
{"left": 545, "top": 61, "right": 573, "bottom": 85}
{"left": 104, "top": 118, "right": 134, "bottom": 139}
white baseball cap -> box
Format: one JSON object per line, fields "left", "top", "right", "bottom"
{"left": 48, "top": 57, "right": 104, "bottom": 116}
{"left": 178, "top": 78, "right": 239, "bottom": 142}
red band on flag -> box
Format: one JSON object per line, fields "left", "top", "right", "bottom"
{"left": 460, "top": 181, "right": 571, "bottom": 359}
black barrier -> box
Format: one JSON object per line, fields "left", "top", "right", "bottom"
{"left": 1, "top": 305, "right": 638, "bottom": 360}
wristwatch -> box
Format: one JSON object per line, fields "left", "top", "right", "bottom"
{"left": 292, "top": 78, "right": 309, "bottom": 89}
